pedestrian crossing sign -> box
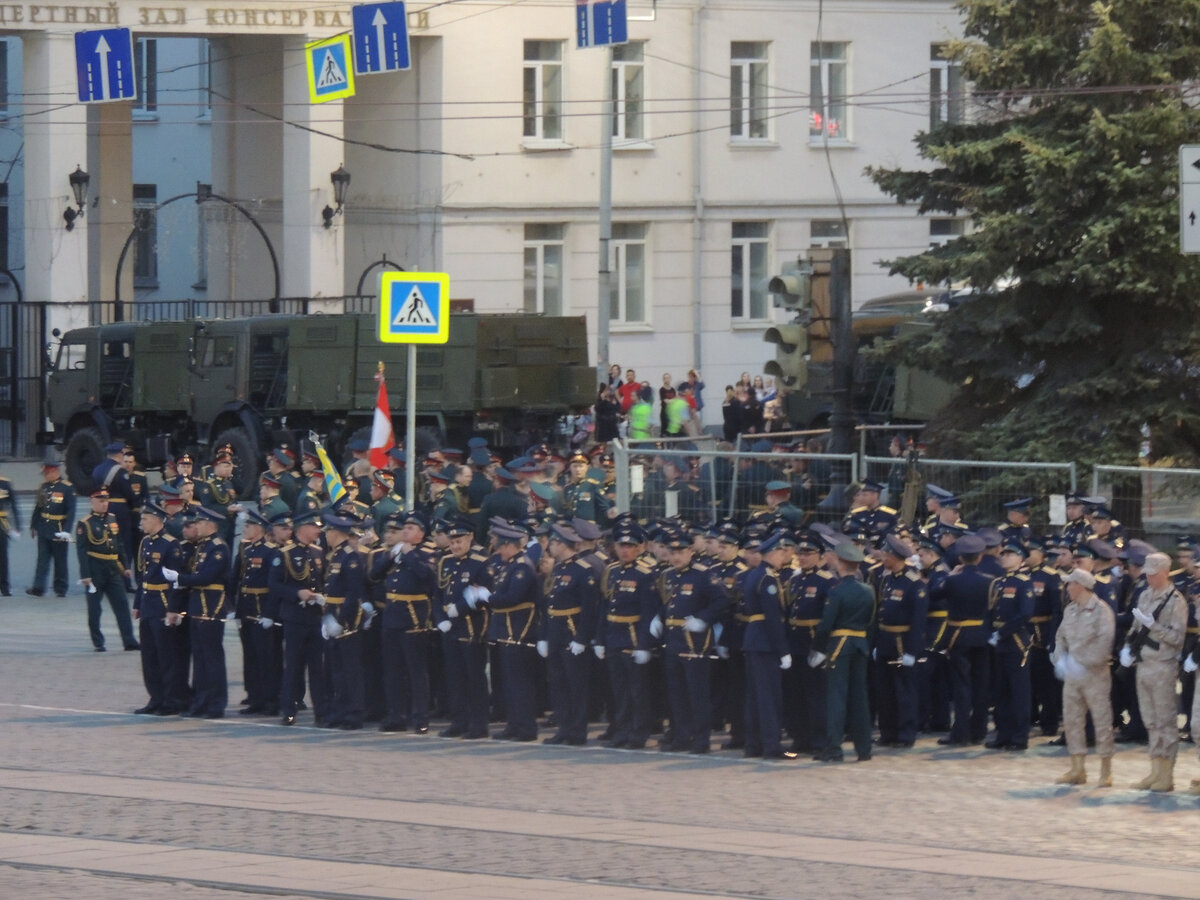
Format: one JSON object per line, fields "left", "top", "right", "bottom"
{"left": 305, "top": 34, "right": 356, "bottom": 103}
{"left": 378, "top": 272, "right": 450, "bottom": 344}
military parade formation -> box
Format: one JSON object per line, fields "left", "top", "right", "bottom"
{"left": 4, "top": 437, "right": 1200, "bottom": 797}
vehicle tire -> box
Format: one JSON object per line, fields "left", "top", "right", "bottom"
{"left": 213, "top": 426, "right": 261, "bottom": 499}
{"left": 65, "top": 426, "right": 106, "bottom": 495}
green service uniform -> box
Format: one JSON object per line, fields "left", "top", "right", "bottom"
{"left": 30, "top": 475, "right": 76, "bottom": 596}
{"left": 75, "top": 511, "right": 138, "bottom": 651}
{"left": 813, "top": 574, "right": 875, "bottom": 761}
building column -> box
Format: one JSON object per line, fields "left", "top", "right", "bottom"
{"left": 281, "top": 35, "right": 346, "bottom": 308}
{"left": 22, "top": 32, "right": 89, "bottom": 332}
{"left": 86, "top": 104, "right": 133, "bottom": 317}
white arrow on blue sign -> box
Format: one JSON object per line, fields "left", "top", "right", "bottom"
{"left": 576, "top": 0, "right": 628, "bottom": 49}
{"left": 75, "top": 28, "right": 137, "bottom": 103}
{"left": 352, "top": 1, "right": 411, "bottom": 75}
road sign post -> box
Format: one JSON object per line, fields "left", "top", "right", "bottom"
{"left": 378, "top": 272, "right": 450, "bottom": 509}
{"left": 75, "top": 28, "right": 137, "bottom": 103}
{"left": 1180, "top": 145, "right": 1200, "bottom": 254}
{"left": 352, "top": 1, "right": 411, "bottom": 75}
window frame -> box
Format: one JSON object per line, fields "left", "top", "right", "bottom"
{"left": 810, "top": 219, "right": 849, "bottom": 250}
{"left": 930, "top": 44, "right": 965, "bottom": 129}
{"left": 730, "top": 41, "right": 770, "bottom": 141}
{"left": 810, "top": 41, "right": 849, "bottom": 143}
{"left": 611, "top": 42, "right": 646, "bottom": 144}
{"left": 133, "top": 37, "right": 158, "bottom": 117}
{"left": 730, "top": 221, "right": 770, "bottom": 323}
{"left": 609, "top": 222, "right": 649, "bottom": 326}
{"left": 132, "top": 184, "right": 159, "bottom": 289}
{"left": 523, "top": 40, "right": 564, "bottom": 144}
{"left": 523, "top": 223, "right": 566, "bottom": 316}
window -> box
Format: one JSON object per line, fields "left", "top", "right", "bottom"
{"left": 523, "top": 40, "right": 563, "bottom": 141}
{"left": 524, "top": 224, "right": 565, "bottom": 315}
{"left": 929, "top": 218, "right": 965, "bottom": 248}
{"left": 930, "top": 44, "right": 965, "bottom": 129}
{"left": 199, "top": 336, "right": 236, "bottom": 368}
{"left": 811, "top": 220, "right": 849, "bottom": 249}
{"left": 609, "top": 223, "right": 647, "bottom": 324}
{"left": 810, "top": 42, "right": 848, "bottom": 141}
{"left": 133, "top": 185, "right": 158, "bottom": 287}
{"left": 731, "top": 222, "right": 769, "bottom": 321}
{"left": 57, "top": 342, "right": 88, "bottom": 370}
{"left": 134, "top": 38, "right": 157, "bottom": 113}
{"left": 0, "top": 41, "right": 9, "bottom": 115}
{"left": 730, "top": 42, "right": 769, "bottom": 140}
{"left": 199, "top": 40, "right": 213, "bottom": 117}
{"left": 0, "top": 184, "right": 8, "bottom": 272}
{"left": 611, "top": 43, "right": 645, "bottom": 141}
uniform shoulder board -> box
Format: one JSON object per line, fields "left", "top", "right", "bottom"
{"left": 1094, "top": 573, "right": 1111, "bottom": 583}
{"left": 878, "top": 506, "right": 897, "bottom": 515}
{"left": 1171, "top": 567, "right": 1185, "bottom": 577}
{"left": 848, "top": 505, "right": 868, "bottom": 515}
{"left": 817, "top": 569, "right": 835, "bottom": 580}
{"left": 735, "top": 561, "right": 749, "bottom": 572}
{"left": 1014, "top": 572, "right": 1031, "bottom": 582}
{"left": 905, "top": 569, "right": 921, "bottom": 582}
{"left": 635, "top": 560, "right": 655, "bottom": 574}
{"left": 1111, "top": 519, "right": 1122, "bottom": 527}
{"left": 62, "top": 479, "right": 73, "bottom": 486}
{"left": 163, "top": 533, "right": 177, "bottom": 542}
{"left": 692, "top": 562, "right": 709, "bottom": 573}
{"left": 469, "top": 552, "right": 489, "bottom": 562}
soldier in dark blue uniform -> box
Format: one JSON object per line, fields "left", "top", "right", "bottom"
{"left": 915, "top": 536, "right": 951, "bottom": 732}
{"left": 487, "top": 521, "right": 541, "bottom": 741}
{"left": 434, "top": 517, "right": 494, "bottom": 739}
{"left": 709, "top": 523, "right": 750, "bottom": 749}
{"left": 165, "top": 506, "right": 231, "bottom": 718}
{"left": 132, "top": 502, "right": 187, "bottom": 715}
{"left": 986, "top": 542, "right": 1034, "bottom": 750}
{"left": 322, "top": 514, "right": 368, "bottom": 729}
{"left": 1026, "top": 537, "right": 1064, "bottom": 738}
{"left": 374, "top": 512, "right": 437, "bottom": 733}
{"left": 740, "top": 529, "right": 795, "bottom": 759}
{"left": 785, "top": 531, "right": 834, "bottom": 754}
{"left": 997, "top": 497, "right": 1033, "bottom": 549}
{"left": 270, "top": 510, "right": 330, "bottom": 726}
{"left": 0, "top": 466, "right": 18, "bottom": 596}
{"left": 232, "top": 510, "right": 278, "bottom": 715}
{"left": 1113, "top": 544, "right": 1149, "bottom": 744}
{"left": 539, "top": 522, "right": 601, "bottom": 745}
{"left": 936, "top": 534, "right": 994, "bottom": 746}
{"left": 28, "top": 459, "right": 75, "bottom": 598}
{"left": 873, "top": 534, "right": 929, "bottom": 748}
{"left": 75, "top": 489, "right": 139, "bottom": 652}
{"left": 91, "top": 441, "right": 138, "bottom": 563}
{"left": 1061, "top": 494, "right": 1091, "bottom": 549}
{"left": 841, "top": 480, "right": 898, "bottom": 543}
{"left": 656, "top": 528, "right": 731, "bottom": 753}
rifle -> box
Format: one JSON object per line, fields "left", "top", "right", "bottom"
{"left": 1125, "top": 588, "right": 1179, "bottom": 664}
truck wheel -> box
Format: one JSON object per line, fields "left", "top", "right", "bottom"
{"left": 65, "top": 426, "right": 106, "bottom": 495}
{"left": 213, "top": 426, "right": 260, "bottom": 499}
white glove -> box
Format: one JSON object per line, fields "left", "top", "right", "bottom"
{"left": 390, "top": 543, "right": 405, "bottom": 561}
{"left": 258, "top": 616, "right": 274, "bottom": 630}
{"left": 780, "top": 654, "right": 793, "bottom": 670}
{"left": 900, "top": 653, "right": 916, "bottom": 668}
{"left": 1132, "top": 607, "right": 1153, "bottom": 628}
{"left": 162, "top": 567, "right": 179, "bottom": 584}
{"left": 716, "top": 645, "right": 730, "bottom": 659}
{"left": 310, "top": 593, "right": 327, "bottom": 608}
{"left": 462, "top": 586, "right": 478, "bottom": 607}
{"left": 445, "top": 603, "right": 460, "bottom": 619}
{"left": 648, "top": 616, "right": 663, "bottom": 639}
{"left": 1053, "top": 656, "right": 1067, "bottom": 681}
{"left": 808, "top": 650, "right": 827, "bottom": 669}
{"left": 55, "top": 531, "right": 72, "bottom": 540}
{"left": 683, "top": 616, "right": 707, "bottom": 633}
{"left": 632, "top": 649, "right": 651, "bottom": 665}
{"left": 9, "top": 530, "right": 18, "bottom": 540}
{"left": 1119, "top": 646, "right": 1135, "bottom": 668}
{"left": 569, "top": 641, "right": 586, "bottom": 656}
{"left": 437, "top": 619, "right": 452, "bottom": 633}
{"left": 362, "top": 601, "right": 375, "bottom": 616}
{"left": 593, "top": 645, "right": 606, "bottom": 660}
{"left": 988, "top": 632, "right": 1000, "bottom": 647}
{"left": 1062, "top": 654, "right": 1087, "bottom": 682}
{"left": 320, "top": 612, "right": 344, "bottom": 640}
{"left": 536, "top": 640, "right": 549, "bottom": 658}
{"left": 872, "top": 647, "right": 877, "bottom": 661}
{"left": 473, "top": 587, "right": 492, "bottom": 606}
{"left": 225, "top": 611, "right": 237, "bottom": 622}
{"left": 361, "top": 614, "right": 374, "bottom": 631}
{"left": 1185, "top": 655, "right": 1199, "bottom": 674}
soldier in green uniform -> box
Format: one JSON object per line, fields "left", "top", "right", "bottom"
{"left": 265, "top": 447, "right": 302, "bottom": 510}
{"left": 764, "top": 480, "right": 804, "bottom": 528}
{"left": 0, "top": 464, "right": 20, "bottom": 596}
{"left": 563, "top": 452, "right": 611, "bottom": 523}
{"left": 294, "top": 469, "right": 325, "bottom": 516}
{"left": 809, "top": 540, "right": 874, "bottom": 762}
{"left": 75, "top": 489, "right": 139, "bottom": 652}
{"left": 28, "top": 459, "right": 76, "bottom": 598}
{"left": 175, "top": 453, "right": 213, "bottom": 509}
{"left": 122, "top": 447, "right": 148, "bottom": 520}
{"left": 205, "top": 449, "right": 244, "bottom": 545}
{"left": 258, "top": 473, "right": 290, "bottom": 522}
{"left": 369, "top": 470, "right": 404, "bottom": 533}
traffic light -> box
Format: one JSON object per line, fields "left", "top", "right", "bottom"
{"left": 763, "top": 323, "right": 809, "bottom": 389}
{"left": 768, "top": 260, "right": 814, "bottom": 311}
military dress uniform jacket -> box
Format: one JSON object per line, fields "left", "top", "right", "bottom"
{"left": 324, "top": 544, "right": 367, "bottom": 631}
{"left": 75, "top": 512, "right": 128, "bottom": 579}
{"left": 541, "top": 556, "right": 602, "bottom": 647}
{"left": 134, "top": 531, "right": 181, "bottom": 620}
{"left": 939, "top": 566, "right": 994, "bottom": 651}
{"left": 435, "top": 548, "right": 493, "bottom": 643}
{"left": 486, "top": 552, "right": 540, "bottom": 645}
{"left": 600, "top": 557, "right": 660, "bottom": 652}
{"left": 377, "top": 546, "right": 436, "bottom": 633}
{"left": 174, "top": 536, "right": 231, "bottom": 620}
{"left": 371, "top": 493, "right": 403, "bottom": 533}
{"left": 921, "top": 562, "right": 950, "bottom": 650}
{"left": 740, "top": 563, "right": 789, "bottom": 658}
{"left": 475, "top": 487, "right": 529, "bottom": 539}
{"left": 874, "top": 566, "right": 929, "bottom": 659}
{"left": 1028, "top": 565, "right": 1062, "bottom": 650}
{"left": 0, "top": 476, "right": 19, "bottom": 535}
{"left": 842, "top": 504, "right": 898, "bottom": 540}
{"left": 234, "top": 538, "right": 280, "bottom": 622}
{"left": 91, "top": 459, "right": 136, "bottom": 509}
{"left": 564, "top": 479, "right": 611, "bottom": 523}
{"left": 709, "top": 557, "right": 749, "bottom": 652}
{"left": 786, "top": 566, "right": 835, "bottom": 653}
{"left": 813, "top": 576, "right": 875, "bottom": 660}
{"left": 989, "top": 571, "right": 1033, "bottom": 656}
{"left": 31, "top": 478, "right": 75, "bottom": 538}
{"left": 659, "top": 563, "right": 731, "bottom": 658}
{"left": 269, "top": 541, "right": 325, "bottom": 625}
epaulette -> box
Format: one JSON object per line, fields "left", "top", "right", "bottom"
{"left": 692, "top": 562, "right": 709, "bottom": 572}
{"left": 162, "top": 533, "right": 177, "bottom": 542}
{"left": 735, "top": 560, "right": 749, "bottom": 572}
{"left": 62, "top": 479, "right": 73, "bottom": 486}
{"left": 635, "top": 560, "right": 656, "bottom": 574}
{"left": 848, "top": 506, "right": 868, "bottom": 515}
{"left": 469, "top": 552, "right": 489, "bottom": 562}
{"left": 1171, "top": 567, "right": 1186, "bottom": 577}
{"left": 817, "top": 569, "right": 835, "bottom": 580}
{"left": 878, "top": 506, "right": 897, "bottom": 515}
{"left": 1014, "top": 572, "right": 1030, "bottom": 581}
{"left": 905, "top": 569, "right": 921, "bottom": 581}
{"left": 1095, "top": 573, "right": 1111, "bottom": 583}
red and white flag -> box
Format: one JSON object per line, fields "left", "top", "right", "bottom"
{"left": 369, "top": 366, "right": 395, "bottom": 469}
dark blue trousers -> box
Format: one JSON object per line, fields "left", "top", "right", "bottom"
{"left": 666, "top": 655, "right": 711, "bottom": 751}
{"left": 992, "top": 650, "right": 1031, "bottom": 746}
{"left": 498, "top": 643, "right": 538, "bottom": 739}
{"left": 139, "top": 615, "right": 188, "bottom": 712}
{"left": 248, "top": 622, "right": 282, "bottom": 713}
{"left": 744, "top": 651, "right": 783, "bottom": 756}
{"left": 187, "top": 618, "right": 227, "bottom": 716}
{"left": 328, "top": 632, "right": 364, "bottom": 727}
{"left": 548, "top": 646, "right": 590, "bottom": 742}
{"left": 948, "top": 645, "right": 990, "bottom": 743}
{"left": 875, "top": 657, "right": 918, "bottom": 743}
{"left": 281, "top": 619, "right": 328, "bottom": 721}
{"left": 382, "top": 628, "right": 430, "bottom": 727}
{"left": 607, "top": 651, "right": 650, "bottom": 745}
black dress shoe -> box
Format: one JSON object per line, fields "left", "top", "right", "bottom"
{"left": 414, "top": 725, "right": 429, "bottom": 735}
{"left": 439, "top": 727, "right": 465, "bottom": 738}
{"left": 153, "top": 708, "right": 178, "bottom": 716}
{"left": 239, "top": 706, "right": 265, "bottom": 716}
{"left": 659, "top": 742, "right": 685, "bottom": 752}
{"left": 814, "top": 750, "right": 844, "bottom": 762}
{"left": 296, "top": 700, "right": 308, "bottom": 711}
{"left": 985, "top": 739, "right": 1009, "bottom": 750}
{"left": 133, "top": 705, "right": 160, "bottom": 715}
{"left": 543, "top": 734, "right": 567, "bottom": 745}
{"left": 280, "top": 715, "right": 296, "bottom": 726}
{"left": 722, "top": 740, "right": 745, "bottom": 750}
{"left": 124, "top": 643, "right": 140, "bottom": 651}
{"left": 1003, "top": 743, "right": 1027, "bottom": 752}
{"left": 25, "top": 588, "right": 44, "bottom": 597}
{"left": 744, "top": 749, "right": 763, "bottom": 758}
{"left": 492, "top": 730, "right": 515, "bottom": 740}
{"left": 511, "top": 734, "right": 537, "bottom": 742}
{"left": 202, "top": 712, "right": 224, "bottom": 720}
{"left": 857, "top": 751, "right": 872, "bottom": 762}
{"left": 339, "top": 722, "right": 363, "bottom": 731}
{"left": 624, "top": 740, "right": 646, "bottom": 750}
{"left": 461, "top": 731, "right": 488, "bottom": 740}
{"left": 689, "top": 746, "right": 710, "bottom": 755}
{"left": 564, "top": 737, "right": 587, "bottom": 746}
{"left": 94, "top": 646, "right": 106, "bottom": 652}
{"left": 1045, "top": 734, "right": 1066, "bottom": 746}
{"left": 937, "top": 737, "right": 968, "bottom": 746}
{"left": 239, "top": 697, "right": 251, "bottom": 706}
{"left": 761, "top": 750, "right": 796, "bottom": 760}
{"left": 378, "top": 722, "right": 407, "bottom": 732}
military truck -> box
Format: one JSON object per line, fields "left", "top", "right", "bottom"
{"left": 46, "top": 312, "right": 595, "bottom": 493}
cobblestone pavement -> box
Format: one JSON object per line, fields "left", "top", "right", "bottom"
{"left": 0, "top": 549, "right": 1198, "bottom": 898}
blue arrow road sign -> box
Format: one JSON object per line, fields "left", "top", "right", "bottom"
{"left": 576, "top": 0, "right": 628, "bottom": 49}
{"left": 75, "top": 28, "right": 137, "bottom": 103}
{"left": 352, "top": 1, "right": 411, "bottom": 75}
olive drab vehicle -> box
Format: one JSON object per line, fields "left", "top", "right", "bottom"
{"left": 46, "top": 312, "right": 595, "bottom": 494}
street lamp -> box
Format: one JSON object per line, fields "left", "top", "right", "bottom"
{"left": 63, "top": 165, "right": 90, "bottom": 231}
{"left": 322, "top": 164, "right": 351, "bottom": 229}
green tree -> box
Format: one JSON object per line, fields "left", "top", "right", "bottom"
{"left": 869, "top": 0, "right": 1200, "bottom": 464}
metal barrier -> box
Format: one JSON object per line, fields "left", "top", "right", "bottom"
{"left": 612, "top": 441, "right": 857, "bottom": 526}
{"left": 860, "top": 456, "right": 1077, "bottom": 533}
{"left": 1091, "top": 464, "right": 1200, "bottom": 540}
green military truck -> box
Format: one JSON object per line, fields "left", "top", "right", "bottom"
{"left": 46, "top": 312, "right": 595, "bottom": 494}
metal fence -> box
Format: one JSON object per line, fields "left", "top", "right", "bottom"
{"left": 1091, "top": 464, "right": 1200, "bottom": 541}
{"left": 0, "top": 300, "right": 47, "bottom": 456}
{"left": 860, "top": 456, "right": 1077, "bottom": 534}
{"left": 612, "top": 442, "right": 858, "bottom": 526}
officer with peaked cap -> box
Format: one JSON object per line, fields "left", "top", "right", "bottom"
{"left": 132, "top": 502, "right": 187, "bottom": 715}
{"left": 270, "top": 509, "right": 330, "bottom": 726}
{"left": 28, "top": 457, "right": 75, "bottom": 598}
{"left": 998, "top": 498, "right": 1033, "bottom": 548}
{"left": 740, "top": 529, "right": 796, "bottom": 759}
{"left": 785, "top": 530, "right": 835, "bottom": 755}
{"left": 874, "top": 533, "right": 929, "bottom": 748}
{"left": 487, "top": 521, "right": 541, "bottom": 741}
{"left": 915, "top": 534, "right": 952, "bottom": 733}
{"left": 841, "top": 479, "right": 898, "bottom": 541}
{"left": 986, "top": 541, "right": 1034, "bottom": 750}
{"left": 936, "top": 534, "right": 993, "bottom": 746}
{"left": 76, "top": 488, "right": 139, "bottom": 652}
{"left": 322, "top": 513, "right": 368, "bottom": 729}
{"left": 232, "top": 509, "right": 281, "bottom": 716}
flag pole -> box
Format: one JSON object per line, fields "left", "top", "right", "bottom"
{"left": 405, "top": 344, "right": 416, "bottom": 512}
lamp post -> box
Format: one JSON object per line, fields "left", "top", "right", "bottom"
{"left": 322, "top": 164, "right": 351, "bottom": 229}
{"left": 63, "top": 165, "right": 90, "bottom": 231}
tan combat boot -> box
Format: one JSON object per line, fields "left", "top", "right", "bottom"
{"left": 1132, "top": 757, "right": 1159, "bottom": 790}
{"left": 1149, "top": 757, "right": 1175, "bottom": 792}
{"left": 1055, "top": 755, "right": 1086, "bottom": 785}
{"left": 1097, "top": 756, "right": 1113, "bottom": 788}
{"left": 1188, "top": 777, "right": 1200, "bottom": 796}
